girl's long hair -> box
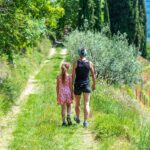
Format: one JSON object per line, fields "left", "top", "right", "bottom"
{"left": 61, "top": 65, "right": 66, "bottom": 84}
{"left": 61, "top": 63, "right": 70, "bottom": 84}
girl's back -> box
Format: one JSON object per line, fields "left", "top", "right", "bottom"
{"left": 57, "top": 74, "right": 72, "bottom": 105}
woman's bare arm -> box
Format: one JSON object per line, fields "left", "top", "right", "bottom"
{"left": 72, "top": 62, "right": 77, "bottom": 85}
{"left": 90, "top": 62, "right": 96, "bottom": 90}
{"left": 69, "top": 76, "right": 73, "bottom": 100}
{"left": 56, "top": 76, "right": 59, "bottom": 98}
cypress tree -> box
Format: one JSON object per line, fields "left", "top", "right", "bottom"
{"left": 130, "top": 0, "right": 146, "bottom": 56}
{"left": 78, "top": 0, "right": 101, "bottom": 31}
{"left": 107, "top": 0, "right": 133, "bottom": 37}
{"left": 107, "top": 0, "right": 147, "bottom": 57}
{"left": 137, "top": 0, "right": 147, "bottom": 57}
{"left": 93, "top": 0, "right": 101, "bottom": 31}
{"left": 104, "top": 0, "right": 110, "bottom": 25}
{"left": 78, "top": 0, "right": 89, "bottom": 30}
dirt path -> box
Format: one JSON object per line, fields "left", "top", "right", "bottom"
{"left": 0, "top": 48, "right": 56, "bottom": 149}
{"left": 61, "top": 48, "right": 99, "bottom": 150}
{"left": 68, "top": 127, "right": 99, "bottom": 150}
{"left": 0, "top": 48, "right": 99, "bottom": 149}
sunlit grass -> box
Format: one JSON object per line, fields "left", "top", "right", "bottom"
{"left": 90, "top": 81, "right": 150, "bottom": 149}
{"left": 10, "top": 49, "right": 83, "bottom": 150}
{"left": 11, "top": 48, "right": 150, "bottom": 149}
{"left": 0, "top": 39, "right": 51, "bottom": 117}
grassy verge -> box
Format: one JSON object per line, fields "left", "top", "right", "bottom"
{"left": 90, "top": 81, "right": 150, "bottom": 149}
{"left": 0, "top": 38, "right": 51, "bottom": 117}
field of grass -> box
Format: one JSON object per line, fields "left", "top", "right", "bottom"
{"left": 10, "top": 48, "right": 150, "bottom": 149}
{"left": 10, "top": 49, "right": 77, "bottom": 149}
{"left": 10, "top": 49, "right": 99, "bottom": 149}
{"left": 0, "top": 38, "right": 51, "bottom": 117}
{"left": 90, "top": 82, "right": 150, "bottom": 149}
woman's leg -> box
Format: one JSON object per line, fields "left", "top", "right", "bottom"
{"left": 61, "top": 104, "right": 66, "bottom": 123}
{"left": 75, "top": 95, "right": 81, "bottom": 119}
{"left": 83, "top": 93, "right": 90, "bottom": 122}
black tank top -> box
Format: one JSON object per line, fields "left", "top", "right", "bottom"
{"left": 75, "top": 59, "right": 90, "bottom": 85}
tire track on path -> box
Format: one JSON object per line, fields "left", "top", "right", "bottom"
{"left": 0, "top": 48, "right": 56, "bottom": 150}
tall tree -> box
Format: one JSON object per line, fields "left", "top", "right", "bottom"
{"left": 56, "top": 0, "right": 79, "bottom": 30}
{"left": 78, "top": 0, "right": 101, "bottom": 31}
{"left": 107, "top": 0, "right": 147, "bottom": 57}
{"left": 93, "top": 0, "right": 101, "bottom": 31}
{"left": 136, "top": 0, "right": 147, "bottom": 57}
{"left": 0, "top": 0, "right": 64, "bottom": 62}
{"left": 104, "top": 0, "right": 110, "bottom": 25}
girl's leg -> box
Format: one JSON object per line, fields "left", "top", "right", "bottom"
{"left": 75, "top": 95, "right": 81, "bottom": 119}
{"left": 67, "top": 103, "right": 71, "bottom": 116}
{"left": 83, "top": 93, "right": 90, "bottom": 122}
{"left": 67, "top": 103, "right": 72, "bottom": 125}
{"left": 61, "top": 104, "right": 66, "bottom": 123}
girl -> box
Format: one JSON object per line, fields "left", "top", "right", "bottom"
{"left": 56, "top": 62, "right": 73, "bottom": 126}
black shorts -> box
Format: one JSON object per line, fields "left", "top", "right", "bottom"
{"left": 74, "top": 83, "right": 91, "bottom": 95}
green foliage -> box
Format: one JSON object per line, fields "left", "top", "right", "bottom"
{"left": 9, "top": 48, "right": 150, "bottom": 149}
{"left": 138, "top": 125, "right": 150, "bottom": 149}
{"left": 10, "top": 50, "right": 78, "bottom": 149}
{"left": 107, "top": 0, "right": 147, "bottom": 57}
{"left": 78, "top": 0, "right": 101, "bottom": 31}
{"left": 58, "top": 0, "right": 147, "bottom": 56}
{"left": 0, "top": 38, "right": 51, "bottom": 116}
{"left": 90, "top": 81, "right": 150, "bottom": 149}
{"left": 56, "top": 0, "right": 79, "bottom": 30}
{"left": 57, "top": 0, "right": 109, "bottom": 33}
{"left": 64, "top": 28, "right": 141, "bottom": 84}
{"left": 94, "top": 114, "right": 127, "bottom": 139}
{"left": 0, "top": 0, "right": 64, "bottom": 61}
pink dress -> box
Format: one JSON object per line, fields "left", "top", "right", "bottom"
{"left": 57, "top": 75, "right": 72, "bottom": 105}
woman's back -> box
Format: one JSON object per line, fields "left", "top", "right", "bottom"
{"left": 75, "top": 59, "right": 90, "bottom": 84}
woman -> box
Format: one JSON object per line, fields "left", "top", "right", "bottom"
{"left": 72, "top": 48, "right": 96, "bottom": 127}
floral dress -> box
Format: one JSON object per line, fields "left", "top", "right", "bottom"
{"left": 57, "top": 75, "right": 72, "bottom": 105}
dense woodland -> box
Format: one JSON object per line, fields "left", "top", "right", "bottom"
{"left": 58, "top": 0, "right": 147, "bottom": 56}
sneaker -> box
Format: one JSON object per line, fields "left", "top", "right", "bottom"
{"left": 62, "top": 122, "right": 67, "bottom": 127}
{"left": 67, "top": 116, "right": 72, "bottom": 125}
{"left": 74, "top": 116, "right": 80, "bottom": 124}
{"left": 83, "top": 121, "right": 89, "bottom": 128}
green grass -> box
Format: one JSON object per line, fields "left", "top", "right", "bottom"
{"left": 10, "top": 51, "right": 86, "bottom": 149}
{"left": 10, "top": 48, "right": 150, "bottom": 149}
{"left": 0, "top": 38, "right": 51, "bottom": 117}
{"left": 90, "top": 82, "right": 150, "bottom": 149}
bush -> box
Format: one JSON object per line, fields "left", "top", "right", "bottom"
{"left": 64, "top": 28, "right": 141, "bottom": 84}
